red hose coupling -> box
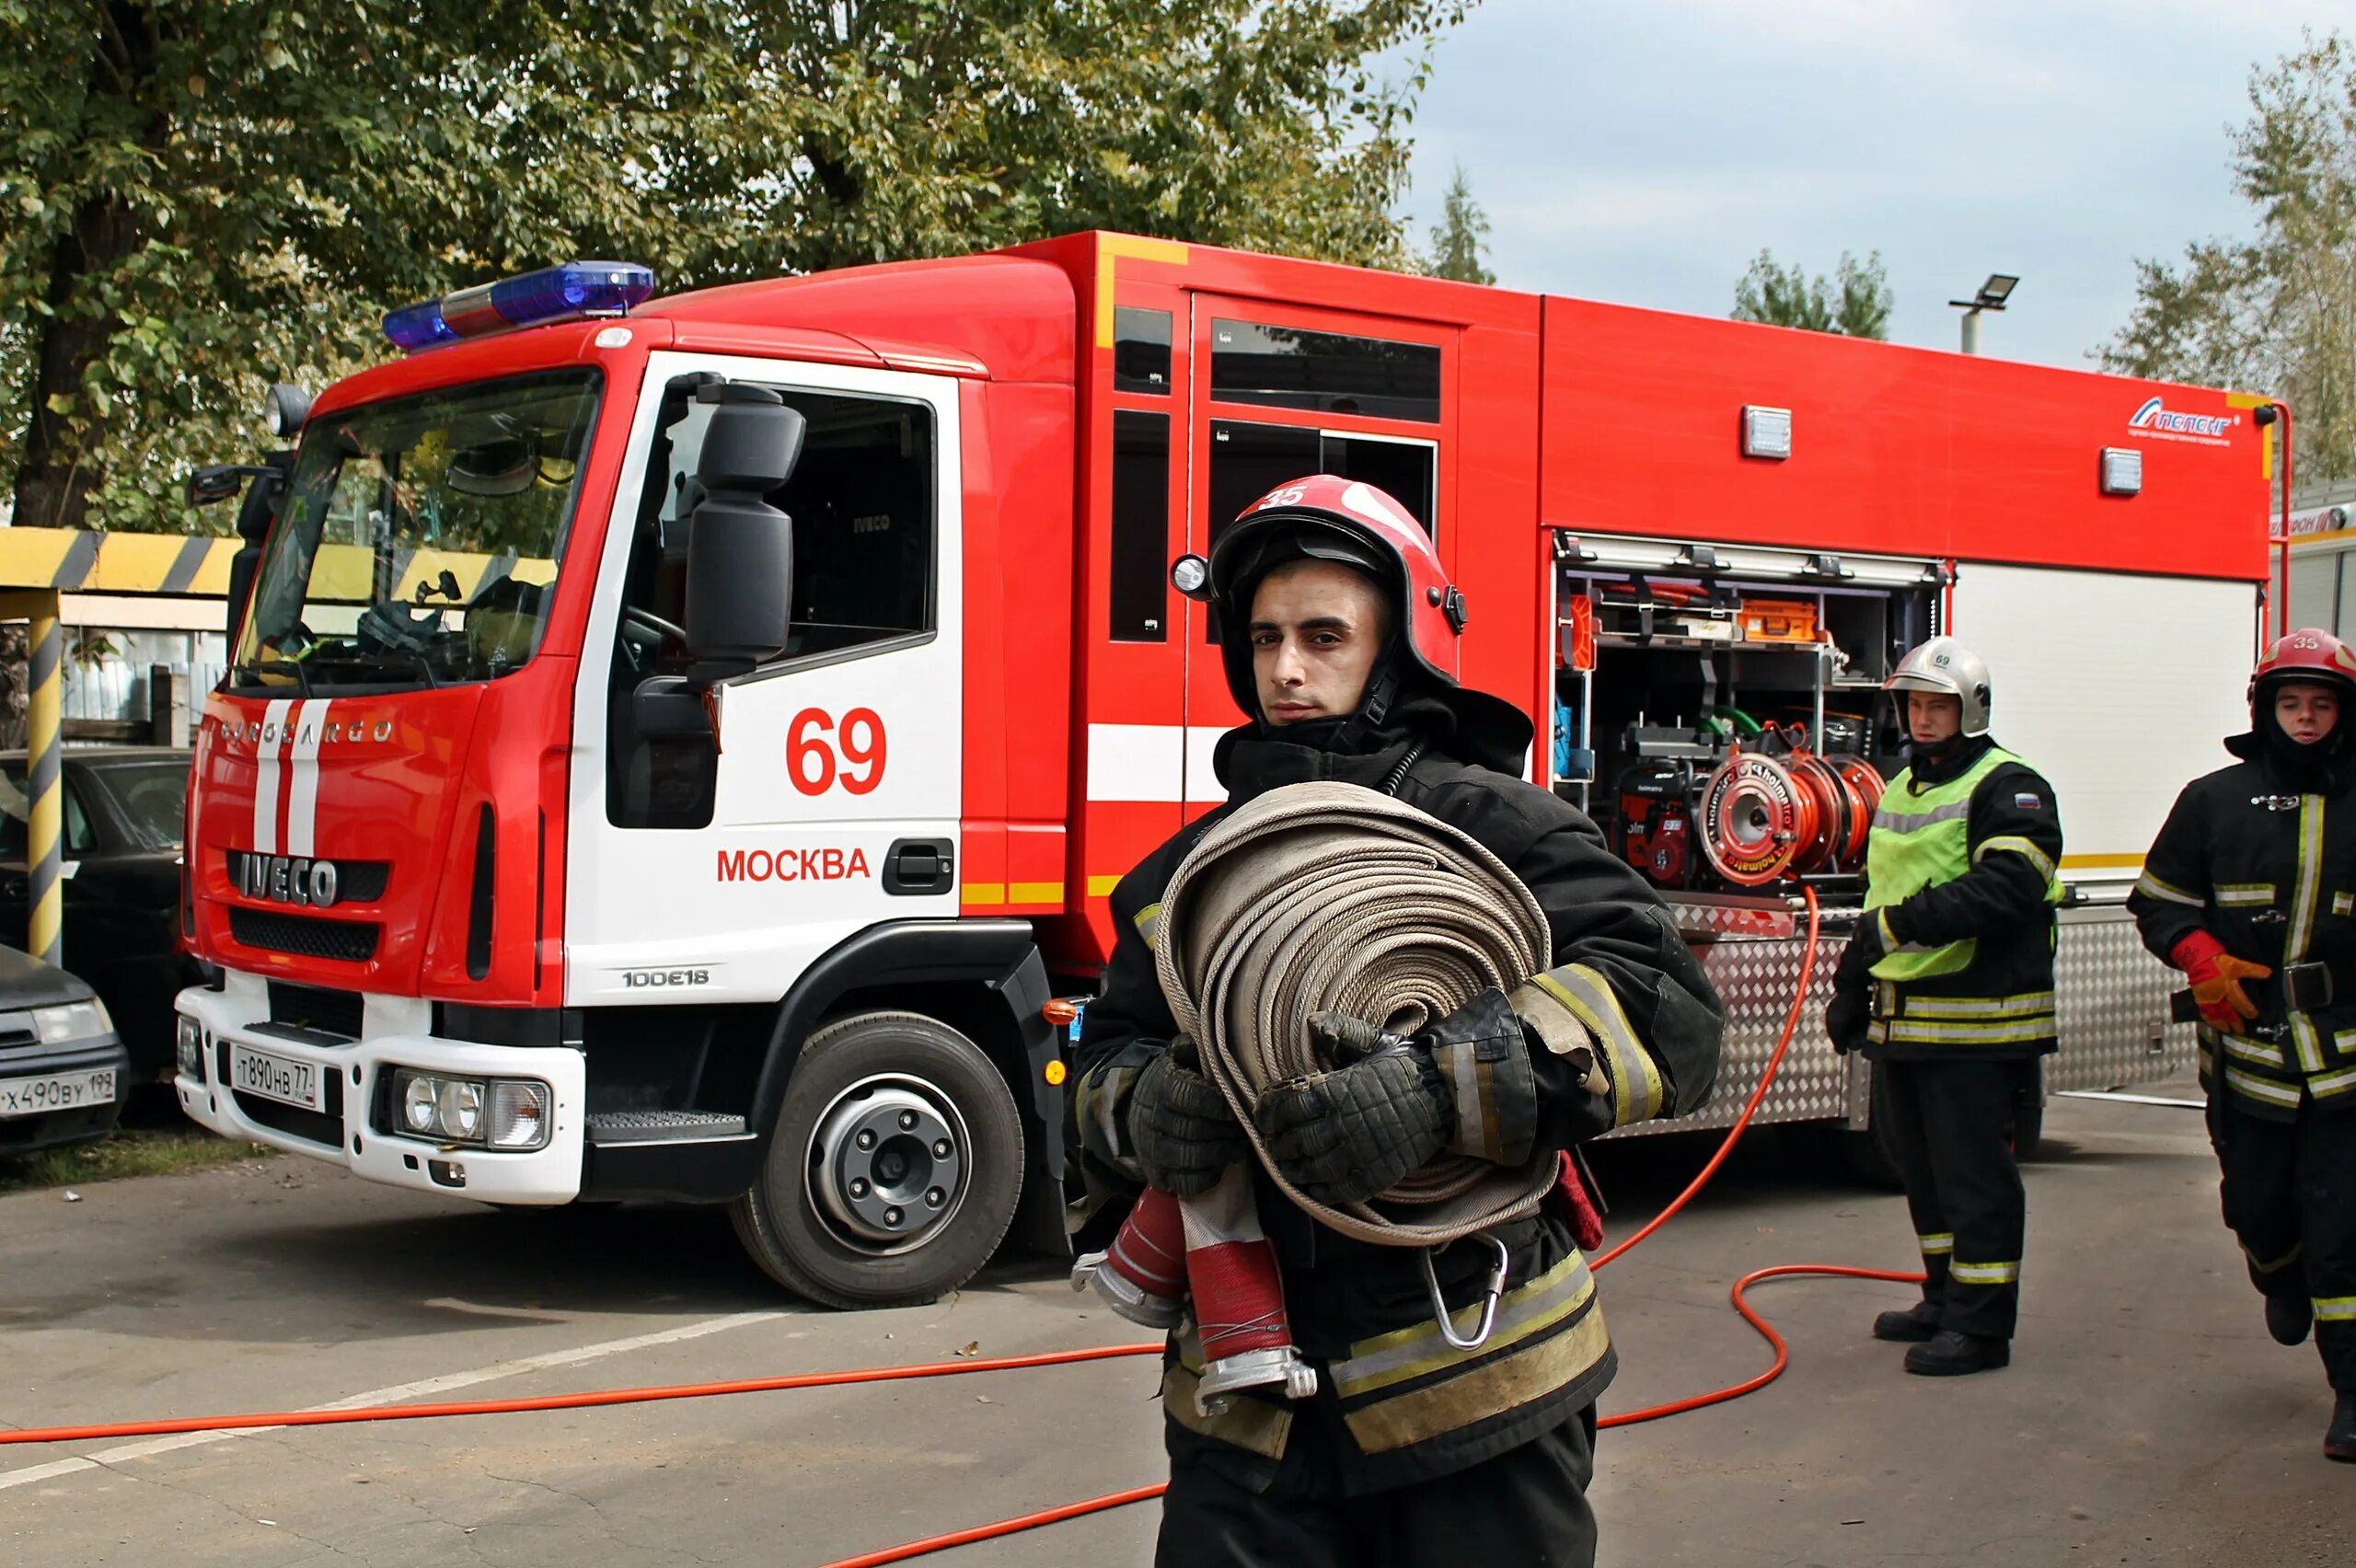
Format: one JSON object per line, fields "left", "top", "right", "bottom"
{"left": 1182, "top": 1166, "right": 1318, "bottom": 1414}
{"left": 1070, "top": 1184, "right": 1189, "bottom": 1330}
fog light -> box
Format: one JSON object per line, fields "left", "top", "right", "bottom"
{"left": 438, "top": 1079, "right": 484, "bottom": 1139}
{"left": 488, "top": 1081, "right": 551, "bottom": 1150}
{"left": 403, "top": 1075, "right": 439, "bottom": 1133}
{"left": 176, "top": 1016, "right": 203, "bottom": 1078}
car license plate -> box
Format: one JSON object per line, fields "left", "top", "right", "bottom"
{"left": 0, "top": 1068, "right": 118, "bottom": 1119}
{"left": 230, "top": 1044, "right": 324, "bottom": 1113}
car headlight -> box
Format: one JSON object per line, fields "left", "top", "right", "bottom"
{"left": 387, "top": 1068, "right": 550, "bottom": 1151}
{"left": 36, "top": 999, "right": 112, "bottom": 1043}
{"left": 176, "top": 1016, "right": 204, "bottom": 1077}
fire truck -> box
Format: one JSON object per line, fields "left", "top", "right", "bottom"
{"left": 172, "top": 234, "right": 2275, "bottom": 1308}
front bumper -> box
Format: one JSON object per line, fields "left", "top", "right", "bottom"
{"left": 175, "top": 973, "right": 584, "bottom": 1204}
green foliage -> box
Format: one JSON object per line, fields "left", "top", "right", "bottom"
{"left": 1731, "top": 248, "right": 1892, "bottom": 340}
{"left": 2099, "top": 29, "right": 2356, "bottom": 480}
{"left": 2, "top": 0, "right": 1470, "bottom": 534}
{"left": 1421, "top": 162, "right": 1494, "bottom": 284}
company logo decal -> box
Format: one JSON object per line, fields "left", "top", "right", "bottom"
{"left": 2127, "top": 397, "right": 2235, "bottom": 445}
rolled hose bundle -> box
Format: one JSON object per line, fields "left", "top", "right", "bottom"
{"left": 1152, "top": 778, "right": 1564, "bottom": 1246}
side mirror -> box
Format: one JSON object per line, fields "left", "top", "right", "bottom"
{"left": 683, "top": 384, "right": 804, "bottom": 679}
{"left": 186, "top": 465, "right": 261, "bottom": 507}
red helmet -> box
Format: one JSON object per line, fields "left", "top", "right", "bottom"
{"left": 2249, "top": 627, "right": 2356, "bottom": 711}
{"left": 1189, "top": 474, "right": 1531, "bottom": 756}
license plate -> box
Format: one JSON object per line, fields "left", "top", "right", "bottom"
{"left": 0, "top": 1068, "right": 118, "bottom": 1119}
{"left": 230, "top": 1044, "right": 324, "bottom": 1113}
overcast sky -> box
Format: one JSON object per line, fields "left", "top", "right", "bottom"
{"left": 1399, "top": 2, "right": 2347, "bottom": 370}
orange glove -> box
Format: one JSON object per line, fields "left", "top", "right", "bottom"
{"left": 2171, "top": 931, "right": 2271, "bottom": 1032}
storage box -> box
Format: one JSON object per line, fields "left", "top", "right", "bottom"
{"left": 1738, "top": 598, "right": 1819, "bottom": 643}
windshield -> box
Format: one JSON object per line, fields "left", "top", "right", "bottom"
{"left": 231, "top": 370, "right": 602, "bottom": 692}
{"left": 85, "top": 761, "right": 191, "bottom": 851}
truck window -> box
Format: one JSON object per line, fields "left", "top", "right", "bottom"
{"left": 1111, "top": 411, "right": 1172, "bottom": 641}
{"left": 1114, "top": 308, "right": 1173, "bottom": 396}
{"left": 606, "top": 378, "right": 937, "bottom": 827}
{"left": 1209, "top": 319, "right": 1441, "bottom": 424}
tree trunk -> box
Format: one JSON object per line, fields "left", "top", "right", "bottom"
{"left": 7, "top": 2, "right": 163, "bottom": 533}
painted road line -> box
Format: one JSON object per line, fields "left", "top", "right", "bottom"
{"left": 0, "top": 1309, "right": 790, "bottom": 1493}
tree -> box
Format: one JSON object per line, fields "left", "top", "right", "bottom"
{"left": 2, "top": 0, "right": 1471, "bottom": 536}
{"left": 2100, "top": 29, "right": 2356, "bottom": 480}
{"left": 1422, "top": 162, "right": 1495, "bottom": 284}
{"left": 1731, "top": 249, "right": 1892, "bottom": 340}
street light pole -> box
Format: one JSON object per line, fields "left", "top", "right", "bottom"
{"left": 1948, "top": 273, "right": 2018, "bottom": 355}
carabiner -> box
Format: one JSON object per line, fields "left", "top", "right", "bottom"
{"left": 1419, "top": 1232, "right": 1512, "bottom": 1352}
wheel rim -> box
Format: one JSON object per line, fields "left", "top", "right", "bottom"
{"left": 804, "top": 1073, "right": 972, "bottom": 1256}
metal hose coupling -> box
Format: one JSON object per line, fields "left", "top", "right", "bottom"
{"left": 1183, "top": 1166, "right": 1317, "bottom": 1414}
{"left": 1070, "top": 1185, "right": 1188, "bottom": 1331}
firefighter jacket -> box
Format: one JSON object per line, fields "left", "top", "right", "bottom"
{"left": 1067, "top": 693, "right": 1725, "bottom": 1494}
{"left": 1842, "top": 736, "right": 2064, "bottom": 1060}
{"left": 2130, "top": 734, "right": 2356, "bottom": 1119}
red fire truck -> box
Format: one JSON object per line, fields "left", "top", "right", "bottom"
{"left": 172, "top": 234, "right": 2274, "bottom": 1308}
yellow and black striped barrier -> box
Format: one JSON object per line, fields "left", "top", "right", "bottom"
{"left": 0, "top": 526, "right": 552, "bottom": 604}
{"left": 0, "top": 587, "right": 66, "bottom": 966}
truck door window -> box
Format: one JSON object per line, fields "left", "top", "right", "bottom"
{"left": 1209, "top": 319, "right": 1441, "bottom": 424}
{"left": 1111, "top": 411, "right": 1172, "bottom": 641}
{"left": 1114, "top": 308, "right": 1173, "bottom": 396}
{"left": 607, "top": 379, "right": 938, "bottom": 828}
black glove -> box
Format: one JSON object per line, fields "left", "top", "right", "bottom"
{"left": 1825, "top": 989, "right": 1869, "bottom": 1055}
{"left": 1836, "top": 914, "right": 1888, "bottom": 990}
{"left": 1254, "top": 1011, "right": 1455, "bottom": 1206}
{"left": 1127, "top": 1037, "right": 1248, "bottom": 1197}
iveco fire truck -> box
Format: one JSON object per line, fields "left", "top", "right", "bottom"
{"left": 173, "top": 234, "right": 2276, "bottom": 1308}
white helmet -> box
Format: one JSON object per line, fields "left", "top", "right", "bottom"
{"left": 1885, "top": 637, "right": 1992, "bottom": 737}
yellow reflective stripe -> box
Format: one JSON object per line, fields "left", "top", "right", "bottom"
{"left": 1530, "top": 966, "right": 1662, "bottom": 1126}
{"left": 2242, "top": 1239, "right": 2303, "bottom": 1274}
{"left": 1340, "top": 1303, "right": 1611, "bottom": 1456}
{"left": 1948, "top": 1259, "right": 2022, "bottom": 1285}
{"left": 2292, "top": 1015, "right": 2327, "bottom": 1076}
{"left": 2219, "top": 1032, "right": 2286, "bottom": 1068}
{"left": 1333, "top": 1251, "right": 1594, "bottom": 1399}
{"left": 2288, "top": 795, "right": 2325, "bottom": 965}
{"left": 1880, "top": 1016, "right": 2057, "bottom": 1044}
{"left": 1902, "top": 991, "right": 2056, "bottom": 1020}
{"left": 2134, "top": 870, "right": 2203, "bottom": 907}
{"left": 2214, "top": 882, "right": 2276, "bottom": 906}
{"left": 2223, "top": 1065, "right": 2304, "bottom": 1108}
{"left": 2314, "top": 1297, "right": 2356, "bottom": 1322}
{"left": 2312, "top": 1064, "right": 2356, "bottom": 1100}
{"left": 1975, "top": 835, "right": 2057, "bottom": 882}
{"left": 1918, "top": 1232, "right": 1955, "bottom": 1255}
{"left": 2338, "top": 892, "right": 2354, "bottom": 917}
{"left": 1873, "top": 798, "right": 1975, "bottom": 829}
{"left": 1132, "top": 901, "right": 1161, "bottom": 951}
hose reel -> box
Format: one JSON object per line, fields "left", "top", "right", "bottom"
{"left": 1697, "top": 747, "right": 1884, "bottom": 886}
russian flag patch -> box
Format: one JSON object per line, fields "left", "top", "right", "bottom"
{"left": 2015, "top": 791, "right": 2043, "bottom": 809}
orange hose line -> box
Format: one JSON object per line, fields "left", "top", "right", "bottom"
{"left": 817, "top": 1482, "right": 1173, "bottom": 1568}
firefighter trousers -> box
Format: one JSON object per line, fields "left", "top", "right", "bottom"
{"left": 2207, "top": 1094, "right": 2356, "bottom": 1391}
{"left": 1875, "top": 1058, "right": 2029, "bottom": 1341}
{"left": 1154, "top": 1407, "right": 1599, "bottom": 1568}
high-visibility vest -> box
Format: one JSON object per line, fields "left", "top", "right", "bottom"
{"left": 1866, "top": 746, "right": 2062, "bottom": 983}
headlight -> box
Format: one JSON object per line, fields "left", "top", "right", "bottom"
{"left": 176, "top": 1016, "right": 204, "bottom": 1077}
{"left": 35, "top": 999, "right": 112, "bottom": 1043}
{"left": 387, "top": 1068, "right": 549, "bottom": 1151}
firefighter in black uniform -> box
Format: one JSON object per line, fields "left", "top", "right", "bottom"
{"left": 2129, "top": 628, "right": 2356, "bottom": 1462}
{"left": 1825, "top": 638, "right": 2064, "bottom": 1377}
{"left": 1067, "top": 476, "right": 1725, "bottom": 1567}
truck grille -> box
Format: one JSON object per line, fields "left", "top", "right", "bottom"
{"left": 228, "top": 907, "right": 380, "bottom": 963}
{"left": 269, "top": 983, "right": 365, "bottom": 1040}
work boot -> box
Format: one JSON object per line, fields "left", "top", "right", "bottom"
{"left": 1903, "top": 1330, "right": 2011, "bottom": 1377}
{"left": 2327, "top": 1393, "right": 2356, "bottom": 1463}
{"left": 1872, "top": 1300, "right": 1943, "bottom": 1343}
{"left": 2265, "top": 1294, "right": 2313, "bottom": 1347}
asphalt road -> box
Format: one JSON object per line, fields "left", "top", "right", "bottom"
{"left": 2, "top": 1080, "right": 2349, "bottom": 1567}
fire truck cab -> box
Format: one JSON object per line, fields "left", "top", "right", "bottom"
{"left": 174, "top": 235, "right": 2275, "bottom": 1308}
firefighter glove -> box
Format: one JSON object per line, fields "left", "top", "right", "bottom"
{"left": 2171, "top": 931, "right": 2271, "bottom": 1033}
{"left": 1409, "top": 987, "right": 1542, "bottom": 1166}
{"left": 1824, "top": 988, "right": 1869, "bottom": 1055}
{"left": 1128, "top": 1037, "right": 1249, "bottom": 1197}
{"left": 1255, "top": 1014, "right": 1452, "bottom": 1206}
{"left": 1837, "top": 916, "right": 1888, "bottom": 988}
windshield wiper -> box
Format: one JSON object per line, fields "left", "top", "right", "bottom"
{"left": 230, "top": 657, "right": 311, "bottom": 697}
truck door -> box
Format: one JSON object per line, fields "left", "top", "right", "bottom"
{"left": 566, "top": 352, "right": 963, "bottom": 1006}
{"left": 1183, "top": 299, "right": 1454, "bottom": 815}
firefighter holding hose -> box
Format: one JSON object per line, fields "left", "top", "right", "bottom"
{"left": 1067, "top": 476, "right": 1724, "bottom": 1566}
{"left": 2129, "top": 628, "right": 2356, "bottom": 1462}
{"left": 1824, "top": 638, "right": 2063, "bottom": 1377}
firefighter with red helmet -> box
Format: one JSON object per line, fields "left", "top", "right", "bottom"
{"left": 1824, "top": 637, "right": 2065, "bottom": 1376}
{"left": 1066, "top": 476, "right": 1724, "bottom": 1565}
{"left": 2130, "top": 627, "right": 2356, "bottom": 1462}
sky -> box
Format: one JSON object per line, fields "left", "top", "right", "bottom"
{"left": 1397, "top": 1, "right": 2348, "bottom": 371}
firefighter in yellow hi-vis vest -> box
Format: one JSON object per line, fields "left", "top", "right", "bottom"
{"left": 1824, "top": 638, "right": 2064, "bottom": 1377}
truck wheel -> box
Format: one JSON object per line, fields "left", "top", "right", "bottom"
{"left": 731, "top": 1010, "right": 1023, "bottom": 1309}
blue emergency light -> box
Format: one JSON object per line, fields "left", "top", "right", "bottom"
{"left": 382, "top": 261, "right": 656, "bottom": 352}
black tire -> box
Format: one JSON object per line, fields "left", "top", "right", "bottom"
{"left": 731, "top": 1010, "right": 1023, "bottom": 1309}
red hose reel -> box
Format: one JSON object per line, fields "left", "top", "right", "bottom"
{"left": 1697, "top": 747, "right": 1883, "bottom": 885}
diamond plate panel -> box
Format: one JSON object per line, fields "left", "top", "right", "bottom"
{"left": 1602, "top": 903, "right": 2195, "bottom": 1139}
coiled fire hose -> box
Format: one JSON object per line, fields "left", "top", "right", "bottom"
{"left": 1, "top": 882, "right": 1922, "bottom": 1568}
